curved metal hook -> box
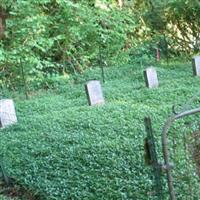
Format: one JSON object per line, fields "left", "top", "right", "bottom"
{"left": 162, "top": 107, "right": 200, "bottom": 200}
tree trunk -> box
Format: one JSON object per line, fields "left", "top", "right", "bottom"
{"left": 0, "top": 8, "right": 6, "bottom": 39}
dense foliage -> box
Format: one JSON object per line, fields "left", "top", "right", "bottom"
{"left": 0, "top": 0, "right": 137, "bottom": 89}
{"left": 1, "top": 0, "right": 200, "bottom": 89}
{"left": 1, "top": 1, "right": 200, "bottom": 199}
{"left": 1, "top": 61, "right": 200, "bottom": 199}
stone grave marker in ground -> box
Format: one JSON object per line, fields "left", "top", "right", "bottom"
{"left": 0, "top": 99, "right": 17, "bottom": 128}
{"left": 144, "top": 67, "right": 159, "bottom": 88}
{"left": 192, "top": 56, "right": 200, "bottom": 76}
{"left": 85, "top": 80, "right": 105, "bottom": 106}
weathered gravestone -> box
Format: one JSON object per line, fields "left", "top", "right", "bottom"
{"left": 85, "top": 80, "right": 105, "bottom": 106}
{"left": 144, "top": 67, "right": 159, "bottom": 88}
{"left": 0, "top": 99, "right": 17, "bottom": 128}
{"left": 192, "top": 56, "right": 200, "bottom": 76}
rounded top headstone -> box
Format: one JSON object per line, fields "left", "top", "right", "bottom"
{"left": 0, "top": 99, "right": 17, "bottom": 128}
{"left": 85, "top": 80, "right": 105, "bottom": 106}
{"left": 143, "top": 66, "right": 159, "bottom": 88}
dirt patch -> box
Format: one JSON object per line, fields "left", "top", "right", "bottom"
{"left": 0, "top": 179, "right": 41, "bottom": 200}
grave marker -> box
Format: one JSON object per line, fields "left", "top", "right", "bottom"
{"left": 192, "top": 56, "right": 200, "bottom": 76}
{"left": 144, "top": 67, "right": 159, "bottom": 88}
{"left": 85, "top": 80, "right": 105, "bottom": 106}
{"left": 0, "top": 99, "right": 17, "bottom": 128}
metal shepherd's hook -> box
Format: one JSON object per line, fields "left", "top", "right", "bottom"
{"left": 162, "top": 106, "right": 200, "bottom": 200}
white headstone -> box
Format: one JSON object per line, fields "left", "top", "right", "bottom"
{"left": 85, "top": 80, "right": 105, "bottom": 106}
{"left": 0, "top": 99, "right": 17, "bottom": 128}
{"left": 144, "top": 67, "right": 159, "bottom": 88}
{"left": 192, "top": 56, "right": 200, "bottom": 76}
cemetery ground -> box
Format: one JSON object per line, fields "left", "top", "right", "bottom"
{"left": 1, "top": 60, "right": 200, "bottom": 200}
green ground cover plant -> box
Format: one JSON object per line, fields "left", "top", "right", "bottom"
{"left": 1, "top": 60, "right": 200, "bottom": 199}
{"left": 0, "top": 196, "right": 17, "bottom": 200}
